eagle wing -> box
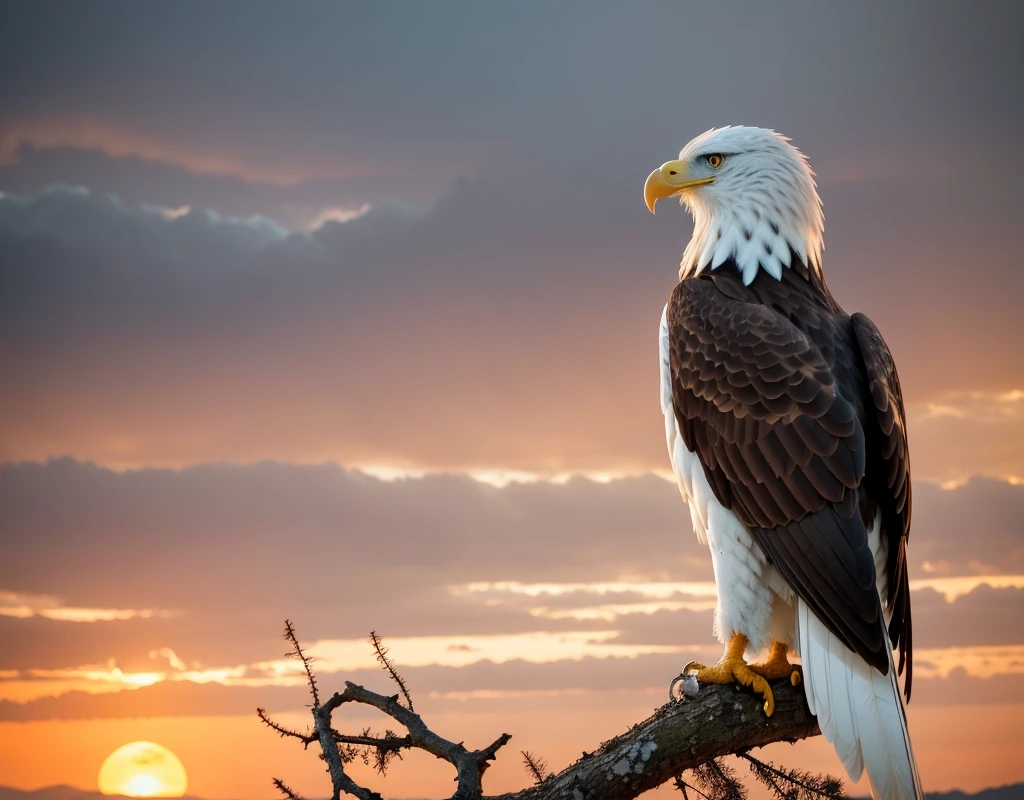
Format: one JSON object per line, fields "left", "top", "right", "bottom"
{"left": 666, "top": 277, "right": 890, "bottom": 674}
{"left": 852, "top": 312, "right": 913, "bottom": 696}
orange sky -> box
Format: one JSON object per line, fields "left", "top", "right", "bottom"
{"left": 2, "top": 692, "right": 1022, "bottom": 798}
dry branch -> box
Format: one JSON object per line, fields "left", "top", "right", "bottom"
{"left": 369, "top": 631, "right": 414, "bottom": 711}
{"left": 485, "top": 678, "right": 819, "bottom": 800}
{"left": 521, "top": 751, "right": 549, "bottom": 785}
{"left": 741, "top": 752, "right": 846, "bottom": 800}
{"left": 262, "top": 623, "right": 825, "bottom": 800}
{"left": 321, "top": 681, "right": 512, "bottom": 800}
{"left": 284, "top": 619, "right": 320, "bottom": 709}
{"left": 272, "top": 779, "right": 307, "bottom": 800}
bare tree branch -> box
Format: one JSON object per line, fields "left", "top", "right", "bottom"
{"left": 258, "top": 705, "right": 416, "bottom": 764}
{"left": 258, "top": 707, "right": 317, "bottom": 746}
{"left": 322, "top": 681, "right": 512, "bottom": 799}
{"left": 314, "top": 687, "right": 384, "bottom": 800}
{"left": 740, "top": 752, "right": 846, "bottom": 800}
{"left": 272, "top": 778, "right": 308, "bottom": 800}
{"left": 284, "top": 619, "right": 320, "bottom": 709}
{"left": 369, "top": 630, "right": 414, "bottom": 711}
{"left": 261, "top": 624, "right": 823, "bottom": 800}
{"left": 485, "top": 678, "right": 819, "bottom": 800}
{"left": 333, "top": 731, "right": 413, "bottom": 753}
{"left": 521, "top": 751, "right": 549, "bottom": 785}
{"left": 675, "top": 775, "right": 710, "bottom": 800}
{"left": 690, "top": 759, "right": 748, "bottom": 800}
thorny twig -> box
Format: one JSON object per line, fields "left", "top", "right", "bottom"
{"left": 676, "top": 775, "right": 713, "bottom": 800}
{"left": 691, "top": 759, "right": 748, "bottom": 800}
{"left": 369, "top": 630, "right": 414, "bottom": 711}
{"left": 258, "top": 707, "right": 316, "bottom": 746}
{"left": 521, "top": 750, "right": 548, "bottom": 784}
{"left": 272, "top": 779, "right": 307, "bottom": 800}
{"left": 284, "top": 619, "right": 320, "bottom": 709}
{"left": 740, "top": 752, "right": 846, "bottom": 799}
{"left": 263, "top": 621, "right": 828, "bottom": 800}
{"left": 674, "top": 754, "right": 845, "bottom": 800}
{"left": 257, "top": 707, "right": 413, "bottom": 757}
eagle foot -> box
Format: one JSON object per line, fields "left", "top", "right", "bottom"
{"left": 682, "top": 632, "right": 776, "bottom": 716}
{"left": 749, "top": 641, "right": 802, "bottom": 687}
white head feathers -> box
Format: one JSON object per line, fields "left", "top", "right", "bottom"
{"left": 675, "top": 126, "right": 824, "bottom": 286}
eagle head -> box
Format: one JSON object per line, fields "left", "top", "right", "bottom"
{"left": 644, "top": 126, "right": 824, "bottom": 286}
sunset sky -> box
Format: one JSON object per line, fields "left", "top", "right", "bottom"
{"left": 2, "top": 2, "right": 1023, "bottom": 798}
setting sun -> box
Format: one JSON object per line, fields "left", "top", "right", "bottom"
{"left": 97, "top": 742, "right": 187, "bottom": 798}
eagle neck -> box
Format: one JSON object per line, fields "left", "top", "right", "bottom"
{"left": 680, "top": 194, "right": 825, "bottom": 290}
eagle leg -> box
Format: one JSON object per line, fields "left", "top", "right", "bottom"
{"left": 684, "top": 631, "right": 776, "bottom": 716}
{"left": 749, "top": 641, "right": 802, "bottom": 687}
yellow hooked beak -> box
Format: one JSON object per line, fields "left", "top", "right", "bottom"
{"left": 644, "top": 159, "right": 715, "bottom": 214}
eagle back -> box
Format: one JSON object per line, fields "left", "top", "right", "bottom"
{"left": 665, "top": 258, "right": 912, "bottom": 688}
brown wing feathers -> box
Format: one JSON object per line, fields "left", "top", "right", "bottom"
{"left": 668, "top": 277, "right": 894, "bottom": 676}
{"left": 669, "top": 279, "right": 862, "bottom": 529}
{"left": 852, "top": 312, "right": 914, "bottom": 697}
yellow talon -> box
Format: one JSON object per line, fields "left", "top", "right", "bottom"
{"left": 750, "top": 640, "right": 802, "bottom": 687}
{"left": 685, "top": 632, "right": 776, "bottom": 716}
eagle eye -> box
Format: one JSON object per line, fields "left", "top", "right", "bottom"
{"left": 706, "top": 154, "right": 725, "bottom": 169}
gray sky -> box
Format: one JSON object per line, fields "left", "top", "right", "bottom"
{"left": 2, "top": 1, "right": 1023, "bottom": 477}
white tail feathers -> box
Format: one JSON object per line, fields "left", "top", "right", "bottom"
{"left": 798, "top": 601, "right": 923, "bottom": 800}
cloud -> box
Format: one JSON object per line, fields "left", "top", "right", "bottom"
{"left": 0, "top": 591, "right": 178, "bottom": 623}
{"left": 918, "top": 391, "right": 1024, "bottom": 422}
{"left": 0, "top": 460, "right": 707, "bottom": 612}
{"left": 2, "top": 651, "right": 1021, "bottom": 722}
{"left": 11, "top": 590, "right": 1018, "bottom": 702}
{"left": 0, "top": 177, "right": 677, "bottom": 472}
{"left": 909, "top": 478, "right": 1024, "bottom": 575}
{"left": 911, "top": 586, "right": 1024, "bottom": 648}
{"left": 3, "top": 2, "right": 1020, "bottom": 185}
{"left": 907, "top": 391, "right": 1024, "bottom": 486}
{"left": 304, "top": 203, "right": 373, "bottom": 231}
{"left": 0, "top": 679, "right": 308, "bottom": 722}
{"left": 1, "top": 461, "right": 1020, "bottom": 602}
{"left": 0, "top": 117, "right": 329, "bottom": 187}
{"left": 2, "top": 166, "right": 1024, "bottom": 479}
{"left": 0, "top": 461, "right": 1021, "bottom": 699}
{"left": 0, "top": 144, "right": 447, "bottom": 231}
{"left": 2, "top": 460, "right": 1017, "bottom": 617}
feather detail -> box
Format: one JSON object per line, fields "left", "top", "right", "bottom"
{"left": 798, "top": 601, "right": 922, "bottom": 800}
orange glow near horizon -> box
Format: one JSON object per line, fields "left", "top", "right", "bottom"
{"left": 0, "top": 703, "right": 1020, "bottom": 800}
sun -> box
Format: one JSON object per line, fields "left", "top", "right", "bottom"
{"left": 98, "top": 741, "right": 188, "bottom": 798}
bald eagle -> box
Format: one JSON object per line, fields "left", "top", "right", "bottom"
{"left": 646, "top": 127, "right": 921, "bottom": 800}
